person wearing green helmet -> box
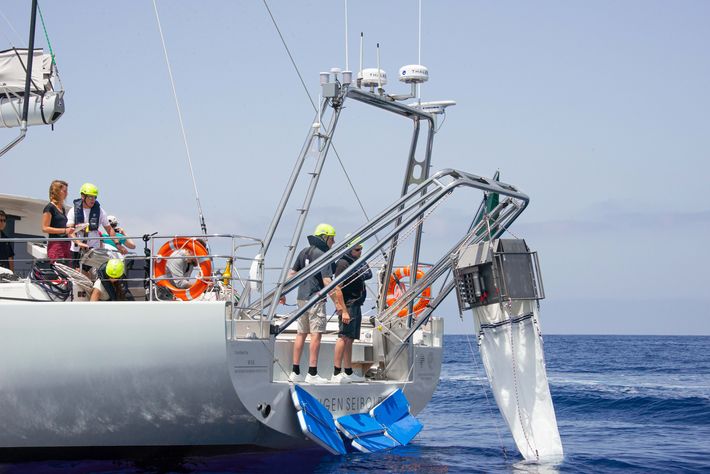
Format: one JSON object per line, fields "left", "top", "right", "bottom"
{"left": 331, "top": 239, "right": 372, "bottom": 383}
{"left": 283, "top": 222, "right": 347, "bottom": 384}
{"left": 67, "top": 182, "right": 126, "bottom": 269}
{"left": 90, "top": 258, "right": 133, "bottom": 301}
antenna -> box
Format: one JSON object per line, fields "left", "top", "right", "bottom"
{"left": 376, "top": 42, "right": 382, "bottom": 92}
{"left": 396, "top": 0, "right": 427, "bottom": 101}
{"left": 418, "top": 0, "right": 422, "bottom": 98}
{"left": 418, "top": 0, "right": 422, "bottom": 65}
{"left": 359, "top": 32, "right": 363, "bottom": 87}
{"left": 344, "top": 0, "right": 349, "bottom": 71}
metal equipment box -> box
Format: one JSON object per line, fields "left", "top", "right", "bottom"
{"left": 453, "top": 239, "right": 544, "bottom": 311}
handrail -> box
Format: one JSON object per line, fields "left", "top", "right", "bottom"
{"left": 0, "top": 233, "right": 265, "bottom": 307}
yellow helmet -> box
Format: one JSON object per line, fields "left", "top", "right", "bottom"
{"left": 80, "top": 182, "right": 99, "bottom": 197}
{"left": 313, "top": 223, "right": 336, "bottom": 237}
{"left": 105, "top": 259, "right": 125, "bottom": 279}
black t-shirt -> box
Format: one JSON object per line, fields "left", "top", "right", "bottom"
{"left": 43, "top": 202, "right": 68, "bottom": 238}
{"left": 0, "top": 230, "right": 14, "bottom": 269}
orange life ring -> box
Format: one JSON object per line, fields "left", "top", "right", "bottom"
{"left": 386, "top": 265, "right": 431, "bottom": 317}
{"left": 153, "top": 237, "right": 212, "bottom": 301}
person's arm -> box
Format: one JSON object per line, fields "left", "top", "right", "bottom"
{"left": 120, "top": 228, "right": 136, "bottom": 250}
{"left": 361, "top": 263, "right": 373, "bottom": 281}
{"left": 323, "top": 276, "right": 349, "bottom": 323}
{"left": 42, "top": 211, "right": 73, "bottom": 236}
{"left": 68, "top": 209, "right": 89, "bottom": 250}
{"left": 279, "top": 269, "right": 298, "bottom": 304}
{"left": 90, "top": 287, "right": 101, "bottom": 301}
{"left": 7, "top": 256, "right": 13, "bottom": 272}
{"left": 105, "top": 225, "right": 128, "bottom": 254}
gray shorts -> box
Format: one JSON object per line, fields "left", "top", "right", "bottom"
{"left": 296, "top": 300, "right": 327, "bottom": 334}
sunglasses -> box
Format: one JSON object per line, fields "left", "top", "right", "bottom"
{"left": 0, "top": 219, "right": 6, "bottom": 222}
{"left": 353, "top": 247, "right": 363, "bottom": 252}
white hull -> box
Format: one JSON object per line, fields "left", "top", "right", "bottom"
{"left": 0, "top": 300, "right": 442, "bottom": 449}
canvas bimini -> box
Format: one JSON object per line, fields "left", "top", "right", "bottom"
{"left": 0, "top": 57, "right": 562, "bottom": 460}
{"left": 0, "top": 0, "right": 65, "bottom": 158}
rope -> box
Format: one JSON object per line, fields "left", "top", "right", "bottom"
{"left": 505, "top": 301, "right": 538, "bottom": 460}
{"left": 0, "top": 7, "right": 23, "bottom": 45}
{"left": 261, "top": 0, "right": 374, "bottom": 229}
{"left": 466, "top": 329, "right": 509, "bottom": 463}
{"left": 151, "top": 0, "right": 208, "bottom": 236}
{"left": 261, "top": 0, "right": 316, "bottom": 111}
{"left": 37, "top": 3, "right": 54, "bottom": 64}
{"left": 36, "top": 2, "right": 63, "bottom": 91}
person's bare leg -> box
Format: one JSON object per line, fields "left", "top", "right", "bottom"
{"left": 334, "top": 336, "right": 346, "bottom": 371}
{"left": 309, "top": 332, "right": 322, "bottom": 367}
{"left": 293, "top": 333, "right": 307, "bottom": 366}
{"left": 344, "top": 337, "right": 354, "bottom": 369}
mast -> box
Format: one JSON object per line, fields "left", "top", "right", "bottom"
{"left": 22, "top": 0, "right": 39, "bottom": 131}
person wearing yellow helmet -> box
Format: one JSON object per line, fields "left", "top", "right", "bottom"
{"left": 67, "top": 182, "right": 127, "bottom": 269}
{"left": 283, "top": 222, "right": 347, "bottom": 384}
{"left": 90, "top": 258, "right": 133, "bottom": 301}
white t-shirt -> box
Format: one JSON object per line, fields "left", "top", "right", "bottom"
{"left": 67, "top": 204, "right": 110, "bottom": 252}
{"left": 165, "top": 248, "right": 195, "bottom": 289}
{"left": 92, "top": 279, "right": 110, "bottom": 301}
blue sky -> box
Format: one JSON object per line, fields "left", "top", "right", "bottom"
{"left": 1, "top": 1, "right": 708, "bottom": 334}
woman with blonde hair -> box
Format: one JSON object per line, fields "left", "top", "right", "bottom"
{"left": 41, "top": 179, "right": 74, "bottom": 263}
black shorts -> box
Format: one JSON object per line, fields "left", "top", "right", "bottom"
{"left": 72, "top": 251, "right": 92, "bottom": 272}
{"left": 338, "top": 304, "right": 362, "bottom": 340}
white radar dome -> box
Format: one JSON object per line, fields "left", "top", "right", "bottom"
{"left": 398, "top": 64, "right": 429, "bottom": 84}
{"left": 359, "top": 68, "right": 388, "bottom": 87}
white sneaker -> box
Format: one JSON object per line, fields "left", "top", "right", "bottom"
{"left": 305, "top": 373, "right": 329, "bottom": 384}
{"left": 288, "top": 372, "right": 305, "bottom": 383}
{"left": 346, "top": 372, "right": 366, "bottom": 383}
{"left": 330, "top": 373, "right": 351, "bottom": 384}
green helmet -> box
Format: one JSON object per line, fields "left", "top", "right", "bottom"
{"left": 313, "top": 223, "right": 336, "bottom": 237}
{"left": 80, "top": 182, "right": 99, "bottom": 197}
{"left": 348, "top": 236, "right": 363, "bottom": 249}
{"left": 105, "top": 259, "right": 125, "bottom": 279}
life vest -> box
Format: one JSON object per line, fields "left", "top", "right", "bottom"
{"left": 336, "top": 252, "right": 372, "bottom": 306}
{"left": 293, "top": 235, "right": 334, "bottom": 290}
{"left": 73, "top": 198, "right": 101, "bottom": 231}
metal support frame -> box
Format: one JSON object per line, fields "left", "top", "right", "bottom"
{"left": 346, "top": 89, "right": 437, "bottom": 329}
{"left": 265, "top": 91, "right": 347, "bottom": 320}
{"left": 271, "top": 169, "right": 529, "bottom": 336}
{"left": 380, "top": 201, "right": 525, "bottom": 376}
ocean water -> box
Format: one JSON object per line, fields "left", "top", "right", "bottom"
{"left": 2, "top": 335, "right": 709, "bottom": 473}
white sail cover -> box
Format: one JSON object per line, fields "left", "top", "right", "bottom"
{"left": 0, "top": 48, "right": 53, "bottom": 93}
{"left": 474, "top": 300, "right": 563, "bottom": 461}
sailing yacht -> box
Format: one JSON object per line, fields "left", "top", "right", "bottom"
{"left": 0, "top": 2, "right": 562, "bottom": 461}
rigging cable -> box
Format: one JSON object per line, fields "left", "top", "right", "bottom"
{"left": 261, "top": 0, "right": 374, "bottom": 228}
{"left": 152, "top": 0, "right": 208, "bottom": 235}
{"left": 465, "top": 331, "right": 510, "bottom": 464}
{"left": 37, "top": 2, "right": 63, "bottom": 90}
{"left": 0, "top": 7, "right": 23, "bottom": 45}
